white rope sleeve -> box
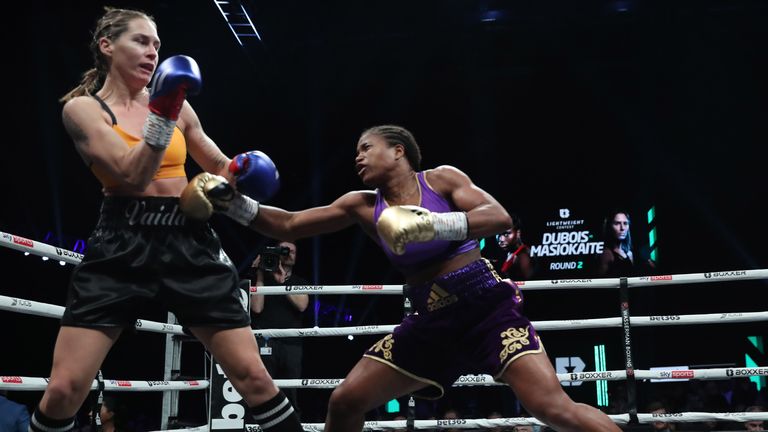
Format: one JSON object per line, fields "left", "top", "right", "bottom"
{"left": 0, "top": 376, "right": 207, "bottom": 392}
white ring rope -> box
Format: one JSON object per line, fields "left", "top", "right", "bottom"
{"left": 253, "top": 311, "right": 768, "bottom": 336}
{"left": 0, "top": 231, "right": 83, "bottom": 265}
{"left": 0, "top": 295, "right": 186, "bottom": 335}
{"left": 0, "top": 376, "right": 207, "bottom": 392}
{"left": 263, "top": 366, "right": 768, "bottom": 388}
{"left": 6, "top": 365, "right": 765, "bottom": 393}
{"left": 148, "top": 412, "right": 768, "bottom": 432}
{"left": 251, "top": 285, "right": 404, "bottom": 295}
{"left": 4, "top": 293, "right": 766, "bottom": 336}
{"left": 298, "top": 412, "right": 768, "bottom": 430}
{"left": 3, "top": 365, "right": 766, "bottom": 394}
{"left": 3, "top": 230, "right": 766, "bottom": 292}
{"left": 149, "top": 411, "right": 768, "bottom": 432}
{"left": 251, "top": 268, "right": 768, "bottom": 293}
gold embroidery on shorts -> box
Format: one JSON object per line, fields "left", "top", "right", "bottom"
{"left": 370, "top": 334, "right": 395, "bottom": 360}
{"left": 499, "top": 326, "right": 531, "bottom": 362}
{"left": 482, "top": 258, "right": 503, "bottom": 282}
{"left": 426, "top": 283, "right": 458, "bottom": 311}
{"left": 513, "top": 284, "right": 523, "bottom": 303}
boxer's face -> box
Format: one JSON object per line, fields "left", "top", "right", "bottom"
{"left": 102, "top": 17, "right": 160, "bottom": 87}
{"left": 355, "top": 133, "right": 399, "bottom": 186}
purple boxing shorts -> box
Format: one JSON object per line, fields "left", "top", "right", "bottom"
{"left": 364, "top": 258, "right": 543, "bottom": 399}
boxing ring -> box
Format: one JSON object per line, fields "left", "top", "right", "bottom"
{"left": 2, "top": 229, "right": 768, "bottom": 431}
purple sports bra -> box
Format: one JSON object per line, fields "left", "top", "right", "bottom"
{"left": 374, "top": 171, "right": 478, "bottom": 275}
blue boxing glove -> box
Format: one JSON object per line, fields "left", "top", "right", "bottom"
{"left": 144, "top": 55, "right": 202, "bottom": 150}
{"left": 228, "top": 150, "right": 280, "bottom": 201}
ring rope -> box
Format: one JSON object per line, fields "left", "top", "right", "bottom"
{"left": 264, "top": 366, "right": 768, "bottom": 388}
{"left": 251, "top": 266, "right": 768, "bottom": 293}
{"left": 264, "top": 366, "right": 768, "bottom": 387}
{"left": 0, "top": 376, "right": 207, "bottom": 392}
{"left": 148, "top": 411, "right": 768, "bottom": 432}
{"left": 146, "top": 411, "right": 768, "bottom": 432}
{"left": 0, "top": 294, "right": 186, "bottom": 335}
{"left": 251, "top": 285, "right": 404, "bottom": 295}
{"left": 3, "top": 230, "right": 766, "bottom": 292}
{"left": 252, "top": 311, "right": 768, "bottom": 336}
{"left": 0, "top": 231, "right": 83, "bottom": 265}
{"left": 298, "top": 412, "right": 768, "bottom": 431}
{"left": 7, "top": 365, "right": 763, "bottom": 392}
{"left": 4, "top": 293, "right": 765, "bottom": 336}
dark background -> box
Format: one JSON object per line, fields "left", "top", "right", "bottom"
{"left": 1, "top": 0, "right": 766, "bottom": 428}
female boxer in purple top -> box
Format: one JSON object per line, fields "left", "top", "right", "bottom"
{"left": 182, "top": 125, "right": 621, "bottom": 431}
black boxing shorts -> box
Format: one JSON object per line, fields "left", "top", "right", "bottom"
{"left": 61, "top": 196, "right": 250, "bottom": 329}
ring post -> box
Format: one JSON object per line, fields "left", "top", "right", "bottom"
{"left": 619, "top": 277, "right": 638, "bottom": 424}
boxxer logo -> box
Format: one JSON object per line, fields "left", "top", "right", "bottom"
{"left": 704, "top": 271, "right": 747, "bottom": 278}
{"left": 301, "top": 379, "right": 342, "bottom": 385}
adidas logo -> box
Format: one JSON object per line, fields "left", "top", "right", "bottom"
{"left": 427, "top": 284, "right": 458, "bottom": 312}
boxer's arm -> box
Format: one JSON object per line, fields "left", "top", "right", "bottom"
{"left": 62, "top": 97, "right": 164, "bottom": 191}
{"left": 426, "top": 165, "right": 512, "bottom": 238}
{"left": 181, "top": 103, "right": 233, "bottom": 179}
{"left": 180, "top": 175, "right": 370, "bottom": 236}
{"left": 250, "top": 191, "right": 367, "bottom": 241}
{"left": 144, "top": 55, "right": 201, "bottom": 150}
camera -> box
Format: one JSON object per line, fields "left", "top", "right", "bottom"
{"left": 258, "top": 246, "right": 290, "bottom": 272}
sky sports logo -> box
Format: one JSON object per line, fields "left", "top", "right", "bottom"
{"left": 12, "top": 236, "right": 33, "bottom": 247}
{"left": 1, "top": 376, "right": 22, "bottom": 383}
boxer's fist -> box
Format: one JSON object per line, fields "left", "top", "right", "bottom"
{"left": 377, "top": 206, "right": 437, "bottom": 255}
{"left": 144, "top": 55, "right": 202, "bottom": 150}
{"left": 180, "top": 173, "right": 260, "bottom": 226}
{"left": 149, "top": 55, "right": 202, "bottom": 120}
{"left": 179, "top": 173, "right": 230, "bottom": 221}
{"left": 377, "top": 205, "right": 469, "bottom": 255}
{"left": 228, "top": 150, "right": 280, "bottom": 201}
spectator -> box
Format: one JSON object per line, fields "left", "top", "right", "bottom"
{"left": 744, "top": 405, "right": 765, "bottom": 431}
{"left": 247, "top": 239, "right": 310, "bottom": 417}
{"left": 0, "top": 390, "right": 30, "bottom": 432}
{"left": 646, "top": 401, "right": 675, "bottom": 432}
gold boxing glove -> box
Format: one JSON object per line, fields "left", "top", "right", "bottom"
{"left": 376, "top": 205, "right": 468, "bottom": 255}
{"left": 180, "top": 173, "right": 260, "bottom": 225}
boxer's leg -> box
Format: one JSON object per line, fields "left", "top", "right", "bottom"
{"left": 191, "top": 326, "right": 304, "bottom": 432}
{"left": 31, "top": 326, "right": 121, "bottom": 431}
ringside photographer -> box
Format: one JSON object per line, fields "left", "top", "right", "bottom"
{"left": 244, "top": 239, "right": 310, "bottom": 418}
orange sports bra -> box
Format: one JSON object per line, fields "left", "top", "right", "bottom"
{"left": 91, "top": 95, "right": 186, "bottom": 189}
